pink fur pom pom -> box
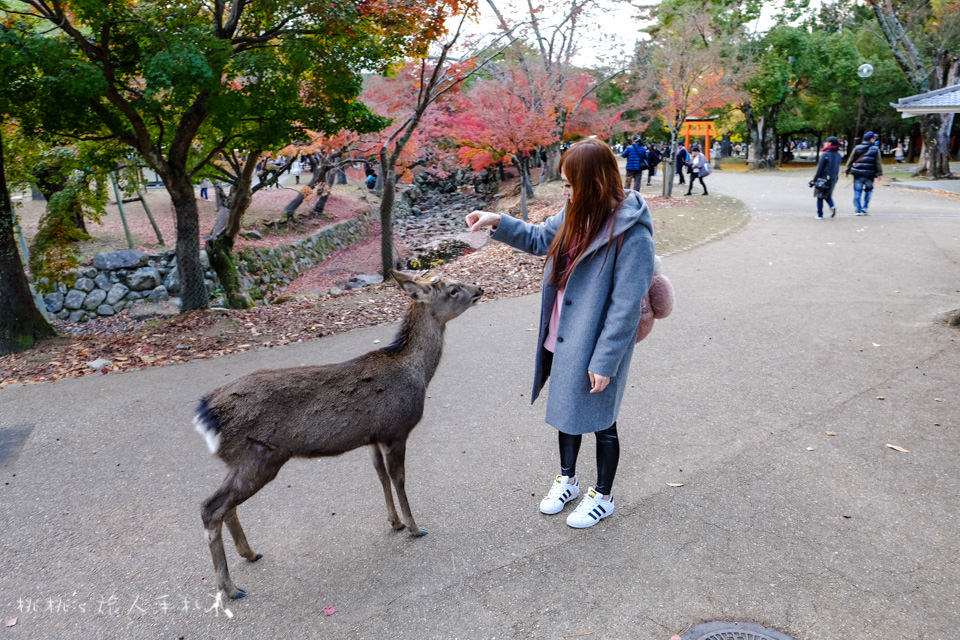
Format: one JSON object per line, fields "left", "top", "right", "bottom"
{"left": 636, "top": 298, "right": 655, "bottom": 342}
{"left": 648, "top": 274, "right": 675, "bottom": 319}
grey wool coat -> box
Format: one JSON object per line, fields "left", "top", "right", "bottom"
{"left": 490, "top": 190, "right": 656, "bottom": 434}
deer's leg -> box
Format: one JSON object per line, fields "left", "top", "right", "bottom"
{"left": 201, "top": 455, "right": 285, "bottom": 599}
{"left": 371, "top": 444, "right": 404, "bottom": 531}
{"left": 381, "top": 441, "right": 426, "bottom": 537}
{"left": 224, "top": 507, "right": 262, "bottom": 562}
{"left": 201, "top": 474, "right": 246, "bottom": 599}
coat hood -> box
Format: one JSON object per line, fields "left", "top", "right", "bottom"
{"left": 580, "top": 189, "right": 653, "bottom": 258}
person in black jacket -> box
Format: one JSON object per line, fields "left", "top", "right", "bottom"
{"left": 810, "top": 136, "right": 842, "bottom": 219}
{"left": 845, "top": 131, "right": 883, "bottom": 216}
{"left": 645, "top": 143, "right": 662, "bottom": 186}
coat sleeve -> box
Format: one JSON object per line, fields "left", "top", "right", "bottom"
{"left": 588, "top": 223, "right": 655, "bottom": 378}
{"left": 490, "top": 210, "right": 563, "bottom": 256}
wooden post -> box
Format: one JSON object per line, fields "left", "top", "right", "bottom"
{"left": 110, "top": 173, "right": 135, "bottom": 250}
{"left": 134, "top": 184, "right": 164, "bottom": 245}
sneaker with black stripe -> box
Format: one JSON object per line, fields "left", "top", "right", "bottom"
{"left": 539, "top": 475, "right": 579, "bottom": 515}
{"left": 566, "top": 487, "right": 614, "bottom": 528}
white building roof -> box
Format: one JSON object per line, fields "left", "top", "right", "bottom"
{"left": 891, "top": 84, "right": 960, "bottom": 117}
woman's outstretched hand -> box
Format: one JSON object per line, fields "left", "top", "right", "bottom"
{"left": 466, "top": 210, "right": 501, "bottom": 232}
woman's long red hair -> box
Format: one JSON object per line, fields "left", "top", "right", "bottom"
{"left": 546, "top": 139, "right": 625, "bottom": 289}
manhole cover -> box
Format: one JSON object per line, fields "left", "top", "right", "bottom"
{"left": 682, "top": 621, "right": 796, "bottom": 640}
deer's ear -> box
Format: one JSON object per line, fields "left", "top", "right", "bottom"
{"left": 392, "top": 270, "right": 429, "bottom": 300}
{"left": 390, "top": 269, "right": 412, "bottom": 285}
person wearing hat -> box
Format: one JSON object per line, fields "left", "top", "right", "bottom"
{"left": 845, "top": 131, "right": 883, "bottom": 215}
{"left": 620, "top": 135, "right": 649, "bottom": 191}
{"left": 809, "top": 136, "right": 842, "bottom": 219}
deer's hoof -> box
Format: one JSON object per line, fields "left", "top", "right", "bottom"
{"left": 412, "top": 528, "right": 428, "bottom": 538}
{"left": 227, "top": 587, "right": 247, "bottom": 599}
{"left": 247, "top": 553, "right": 263, "bottom": 563}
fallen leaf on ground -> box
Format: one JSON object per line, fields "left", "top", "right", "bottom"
{"left": 876, "top": 396, "right": 885, "bottom": 400}
{"left": 5, "top": 618, "right": 17, "bottom": 627}
{"left": 885, "top": 443, "right": 910, "bottom": 453}
{"left": 323, "top": 605, "right": 337, "bottom": 616}
{"left": 825, "top": 431, "right": 838, "bottom": 436}
{"left": 666, "top": 482, "right": 684, "bottom": 487}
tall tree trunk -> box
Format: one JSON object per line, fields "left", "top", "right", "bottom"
{"left": 543, "top": 143, "right": 562, "bottom": 182}
{"left": 744, "top": 103, "right": 777, "bottom": 169}
{"left": 207, "top": 154, "right": 258, "bottom": 309}
{"left": 160, "top": 169, "right": 209, "bottom": 311}
{"left": 867, "top": 0, "right": 957, "bottom": 177}
{"left": 379, "top": 150, "right": 397, "bottom": 278}
{"left": 0, "top": 129, "right": 54, "bottom": 355}
{"left": 915, "top": 112, "right": 955, "bottom": 178}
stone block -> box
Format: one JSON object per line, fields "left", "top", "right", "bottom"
{"left": 83, "top": 289, "right": 107, "bottom": 311}
{"left": 44, "top": 292, "right": 65, "bottom": 313}
{"left": 94, "top": 273, "right": 112, "bottom": 291}
{"left": 127, "top": 266, "right": 161, "bottom": 291}
{"left": 93, "top": 249, "right": 148, "bottom": 270}
{"left": 105, "top": 283, "right": 130, "bottom": 305}
{"left": 146, "top": 285, "right": 169, "bottom": 303}
{"left": 64, "top": 289, "right": 86, "bottom": 310}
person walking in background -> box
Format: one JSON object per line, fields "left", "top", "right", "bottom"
{"left": 621, "top": 135, "right": 648, "bottom": 191}
{"left": 685, "top": 145, "right": 708, "bottom": 196}
{"left": 291, "top": 156, "right": 302, "bottom": 184}
{"left": 675, "top": 144, "right": 689, "bottom": 185}
{"left": 894, "top": 141, "right": 905, "bottom": 164}
{"left": 845, "top": 130, "right": 882, "bottom": 216}
{"left": 465, "top": 139, "right": 655, "bottom": 529}
{"left": 645, "top": 142, "right": 662, "bottom": 186}
{"left": 199, "top": 178, "right": 212, "bottom": 200}
{"left": 809, "top": 136, "right": 841, "bottom": 219}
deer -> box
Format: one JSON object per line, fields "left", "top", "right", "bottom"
{"left": 194, "top": 270, "right": 483, "bottom": 599}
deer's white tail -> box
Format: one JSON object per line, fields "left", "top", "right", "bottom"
{"left": 194, "top": 397, "right": 221, "bottom": 454}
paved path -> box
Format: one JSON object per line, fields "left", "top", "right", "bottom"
{"left": 1, "top": 171, "right": 958, "bottom": 639}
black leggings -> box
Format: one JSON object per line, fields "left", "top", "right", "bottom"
{"left": 558, "top": 423, "right": 620, "bottom": 495}
{"left": 686, "top": 175, "right": 707, "bottom": 194}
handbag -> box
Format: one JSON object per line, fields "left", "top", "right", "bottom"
{"left": 814, "top": 176, "right": 830, "bottom": 189}
{"left": 699, "top": 161, "right": 712, "bottom": 177}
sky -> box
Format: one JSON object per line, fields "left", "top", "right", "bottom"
{"left": 458, "top": 0, "right": 810, "bottom": 69}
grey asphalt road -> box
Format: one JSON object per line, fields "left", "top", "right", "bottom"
{"left": 1, "top": 170, "right": 958, "bottom": 640}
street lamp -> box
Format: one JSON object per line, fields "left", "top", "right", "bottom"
{"left": 854, "top": 63, "right": 874, "bottom": 141}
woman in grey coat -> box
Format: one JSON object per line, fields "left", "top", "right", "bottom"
{"left": 466, "top": 140, "right": 655, "bottom": 528}
{"left": 810, "top": 136, "right": 842, "bottom": 219}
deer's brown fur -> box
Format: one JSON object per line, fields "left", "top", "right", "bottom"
{"left": 195, "top": 270, "right": 482, "bottom": 598}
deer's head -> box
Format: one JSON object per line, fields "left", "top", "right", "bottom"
{"left": 391, "top": 270, "right": 483, "bottom": 323}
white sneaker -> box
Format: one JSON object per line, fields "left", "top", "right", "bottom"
{"left": 539, "top": 475, "right": 579, "bottom": 515}
{"left": 566, "top": 487, "right": 614, "bottom": 528}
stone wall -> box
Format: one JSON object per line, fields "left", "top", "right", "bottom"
{"left": 40, "top": 208, "right": 378, "bottom": 322}
{"left": 235, "top": 210, "right": 375, "bottom": 300}
{"left": 40, "top": 248, "right": 219, "bottom": 323}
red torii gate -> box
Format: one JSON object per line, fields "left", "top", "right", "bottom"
{"left": 679, "top": 120, "right": 716, "bottom": 162}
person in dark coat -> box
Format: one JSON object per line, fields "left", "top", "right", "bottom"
{"left": 645, "top": 142, "right": 662, "bottom": 186}
{"left": 466, "top": 139, "right": 655, "bottom": 529}
{"left": 620, "top": 135, "right": 648, "bottom": 191}
{"left": 845, "top": 130, "right": 883, "bottom": 215}
{"left": 675, "top": 144, "right": 689, "bottom": 185}
{"left": 810, "top": 136, "right": 842, "bottom": 219}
